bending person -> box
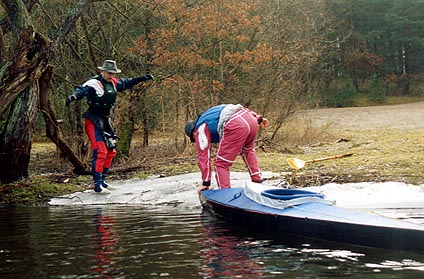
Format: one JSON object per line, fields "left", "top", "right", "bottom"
{"left": 185, "top": 104, "right": 268, "bottom": 194}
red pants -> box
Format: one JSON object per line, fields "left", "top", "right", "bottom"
{"left": 85, "top": 119, "right": 116, "bottom": 174}
{"left": 214, "top": 109, "right": 262, "bottom": 188}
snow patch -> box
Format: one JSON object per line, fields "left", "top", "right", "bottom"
{"left": 49, "top": 172, "right": 424, "bottom": 213}
{"left": 305, "top": 182, "right": 424, "bottom": 209}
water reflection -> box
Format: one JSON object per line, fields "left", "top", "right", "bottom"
{"left": 0, "top": 206, "right": 424, "bottom": 278}
{"left": 91, "top": 208, "right": 119, "bottom": 278}
{"left": 199, "top": 216, "right": 264, "bottom": 278}
{"left": 198, "top": 209, "right": 424, "bottom": 278}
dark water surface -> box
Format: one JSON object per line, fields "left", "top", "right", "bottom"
{"left": 1, "top": 206, "right": 424, "bottom": 279}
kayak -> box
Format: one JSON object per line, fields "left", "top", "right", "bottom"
{"left": 199, "top": 182, "right": 424, "bottom": 253}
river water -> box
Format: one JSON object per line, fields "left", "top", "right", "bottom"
{"left": 2, "top": 174, "right": 424, "bottom": 278}
{"left": 1, "top": 206, "right": 424, "bottom": 279}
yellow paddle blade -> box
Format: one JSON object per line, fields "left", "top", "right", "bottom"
{"left": 286, "top": 158, "right": 305, "bottom": 170}
{"left": 287, "top": 153, "right": 353, "bottom": 170}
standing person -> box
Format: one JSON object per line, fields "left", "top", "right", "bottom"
{"left": 66, "top": 60, "right": 154, "bottom": 193}
{"left": 184, "top": 104, "right": 268, "bottom": 194}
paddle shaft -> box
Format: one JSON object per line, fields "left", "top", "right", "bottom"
{"left": 304, "top": 153, "right": 353, "bottom": 164}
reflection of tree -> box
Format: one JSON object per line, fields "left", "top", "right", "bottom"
{"left": 91, "top": 209, "right": 119, "bottom": 278}
{"left": 198, "top": 211, "right": 264, "bottom": 278}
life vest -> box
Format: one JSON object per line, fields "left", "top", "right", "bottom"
{"left": 195, "top": 104, "right": 227, "bottom": 143}
{"left": 84, "top": 75, "right": 118, "bottom": 116}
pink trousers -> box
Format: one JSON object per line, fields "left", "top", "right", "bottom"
{"left": 215, "top": 109, "right": 262, "bottom": 188}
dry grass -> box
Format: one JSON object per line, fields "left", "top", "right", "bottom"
{"left": 255, "top": 128, "right": 424, "bottom": 186}
{"left": 253, "top": 102, "right": 424, "bottom": 186}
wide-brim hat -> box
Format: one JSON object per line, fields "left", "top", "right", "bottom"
{"left": 97, "top": 60, "right": 122, "bottom": 73}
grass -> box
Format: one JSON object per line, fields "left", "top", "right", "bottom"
{"left": 0, "top": 177, "right": 80, "bottom": 206}
{"left": 259, "top": 127, "right": 424, "bottom": 186}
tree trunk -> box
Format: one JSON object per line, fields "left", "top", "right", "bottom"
{"left": 0, "top": 85, "right": 38, "bottom": 183}
{"left": 0, "top": 27, "right": 49, "bottom": 117}
{"left": 117, "top": 119, "right": 134, "bottom": 158}
{"left": 0, "top": 0, "right": 94, "bottom": 184}
{"left": 0, "top": 27, "right": 49, "bottom": 184}
{"left": 141, "top": 94, "right": 149, "bottom": 147}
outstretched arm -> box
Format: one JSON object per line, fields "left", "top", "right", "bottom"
{"left": 117, "top": 74, "right": 154, "bottom": 91}
{"left": 65, "top": 85, "right": 93, "bottom": 106}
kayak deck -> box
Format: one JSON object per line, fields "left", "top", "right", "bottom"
{"left": 200, "top": 185, "right": 424, "bottom": 253}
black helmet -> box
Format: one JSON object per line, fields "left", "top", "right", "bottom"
{"left": 184, "top": 121, "right": 195, "bottom": 142}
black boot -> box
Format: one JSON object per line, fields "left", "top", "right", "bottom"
{"left": 101, "top": 168, "right": 115, "bottom": 189}
{"left": 102, "top": 168, "right": 110, "bottom": 188}
{"left": 93, "top": 172, "right": 109, "bottom": 193}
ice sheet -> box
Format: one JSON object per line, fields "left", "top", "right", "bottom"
{"left": 49, "top": 172, "right": 424, "bottom": 213}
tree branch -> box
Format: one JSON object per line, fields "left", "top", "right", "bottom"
{"left": 1, "top": 0, "right": 30, "bottom": 39}
{"left": 38, "top": 66, "right": 89, "bottom": 174}
{"left": 49, "top": 0, "right": 94, "bottom": 60}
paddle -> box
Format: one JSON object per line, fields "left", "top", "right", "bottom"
{"left": 287, "top": 153, "right": 353, "bottom": 170}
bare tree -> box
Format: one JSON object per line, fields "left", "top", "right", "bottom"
{"left": 0, "top": 0, "right": 93, "bottom": 184}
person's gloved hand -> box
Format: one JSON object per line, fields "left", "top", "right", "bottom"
{"left": 197, "top": 185, "right": 209, "bottom": 195}
{"left": 260, "top": 118, "right": 269, "bottom": 129}
{"left": 143, "top": 74, "right": 154, "bottom": 81}
{"left": 65, "top": 94, "right": 78, "bottom": 107}
{"left": 135, "top": 74, "right": 154, "bottom": 84}
{"left": 197, "top": 180, "right": 210, "bottom": 195}
{"left": 257, "top": 116, "right": 269, "bottom": 129}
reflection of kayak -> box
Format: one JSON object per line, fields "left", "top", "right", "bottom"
{"left": 199, "top": 182, "right": 424, "bottom": 253}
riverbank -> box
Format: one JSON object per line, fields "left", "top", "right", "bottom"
{"left": 3, "top": 101, "right": 424, "bottom": 206}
